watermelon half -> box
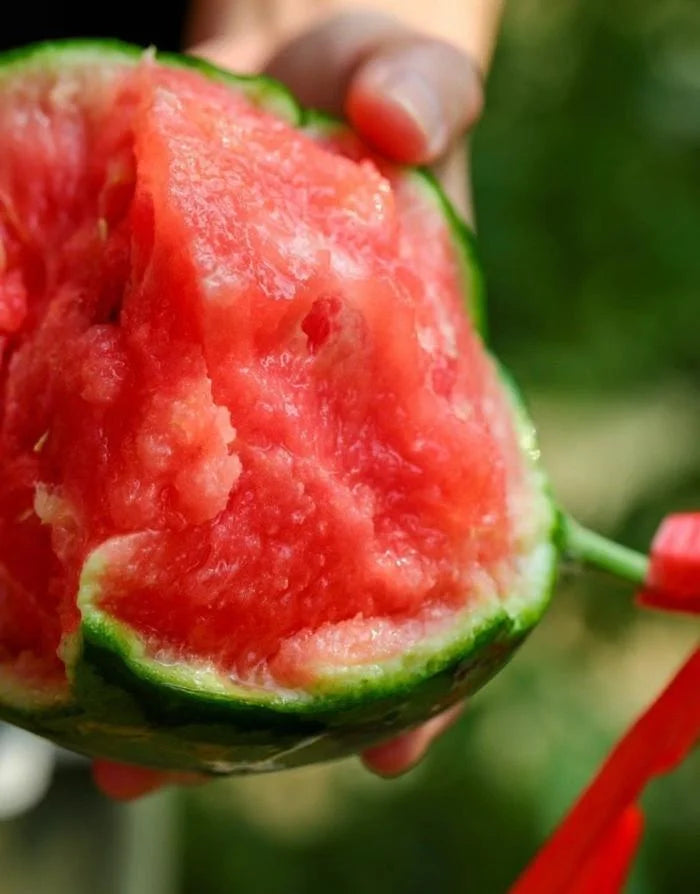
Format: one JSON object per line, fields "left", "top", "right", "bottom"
{"left": 0, "top": 41, "right": 558, "bottom": 774}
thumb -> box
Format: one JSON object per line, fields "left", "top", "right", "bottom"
{"left": 265, "top": 12, "right": 483, "bottom": 165}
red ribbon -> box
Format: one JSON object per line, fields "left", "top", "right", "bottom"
{"left": 512, "top": 513, "right": 700, "bottom": 893}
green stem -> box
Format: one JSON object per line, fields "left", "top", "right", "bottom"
{"left": 560, "top": 515, "right": 649, "bottom": 586}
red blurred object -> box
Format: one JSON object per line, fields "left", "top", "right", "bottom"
{"left": 513, "top": 511, "right": 700, "bottom": 893}
{"left": 511, "top": 648, "right": 700, "bottom": 893}
{"left": 638, "top": 513, "right": 700, "bottom": 613}
{"left": 568, "top": 806, "right": 644, "bottom": 894}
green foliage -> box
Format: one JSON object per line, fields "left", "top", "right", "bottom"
{"left": 474, "top": 0, "right": 700, "bottom": 393}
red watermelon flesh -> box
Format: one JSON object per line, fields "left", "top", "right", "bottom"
{"left": 0, "top": 57, "right": 539, "bottom": 694}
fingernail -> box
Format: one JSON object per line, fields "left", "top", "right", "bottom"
{"left": 361, "top": 63, "right": 449, "bottom": 158}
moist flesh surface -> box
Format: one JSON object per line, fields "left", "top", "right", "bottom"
{"left": 0, "top": 56, "right": 542, "bottom": 693}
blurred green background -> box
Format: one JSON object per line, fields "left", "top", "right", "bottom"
{"left": 1, "top": 0, "right": 698, "bottom": 891}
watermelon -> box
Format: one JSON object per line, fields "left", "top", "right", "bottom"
{"left": 0, "top": 40, "right": 558, "bottom": 774}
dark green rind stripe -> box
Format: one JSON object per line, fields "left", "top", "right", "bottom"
{"left": 77, "top": 607, "right": 514, "bottom": 720}
{"left": 1, "top": 615, "right": 539, "bottom": 773}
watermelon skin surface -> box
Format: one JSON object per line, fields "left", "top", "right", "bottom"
{"left": 0, "top": 41, "right": 558, "bottom": 773}
{"left": 7, "top": 607, "right": 539, "bottom": 773}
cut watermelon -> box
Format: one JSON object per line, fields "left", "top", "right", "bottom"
{"left": 0, "top": 41, "right": 557, "bottom": 773}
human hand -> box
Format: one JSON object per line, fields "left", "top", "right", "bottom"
{"left": 93, "top": 1, "right": 499, "bottom": 799}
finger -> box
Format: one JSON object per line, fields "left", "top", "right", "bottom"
{"left": 264, "top": 13, "right": 483, "bottom": 165}
{"left": 361, "top": 702, "right": 465, "bottom": 777}
{"left": 346, "top": 38, "right": 483, "bottom": 165}
{"left": 92, "top": 760, "right": 204, "bottom": 801}
{"left": 264, "top": 11, "right": 403, "bottom": 112}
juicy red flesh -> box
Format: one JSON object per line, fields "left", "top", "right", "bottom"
{"left": 0, "top": 57, "right": 531, "bottom": 689}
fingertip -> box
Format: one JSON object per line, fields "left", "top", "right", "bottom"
{"left": 264, "top": 11, "right": 402, "bottom": 115}
{"left": 346, "top": 68, "right": 448, "bottom": 164}
{"left": 92, "top": 761, "right": 167, "bottom": 801}
{"left": 362, "top": 733, "right": 428, "bottom": 777}
{"left": 361, "top": 704, "right": 465, "bottom": 777}
{"left": 92, "top": 761, "right": 206, "bottom": 800}
{"left": 347, "top": 41, "right": 483, "bottom": 165}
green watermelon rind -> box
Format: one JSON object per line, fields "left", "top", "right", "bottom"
{"left": 0, "top": 40, "right": 558, "bottom": 771}
{"left": 0, "top": 38, "right": 302, "bottom": 125}
{"left": 0, "top": 563, "right": 555, "bottom": 774}
{"left": 0, "top": 621, "right": 518, "bottom": 773}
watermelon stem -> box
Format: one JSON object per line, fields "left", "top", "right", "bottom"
{"left": 560, "top": 516, "right": 649, "bottom": 585}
